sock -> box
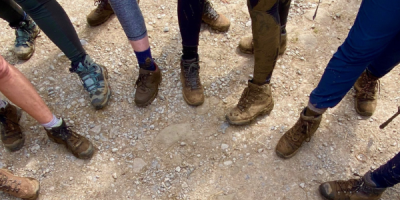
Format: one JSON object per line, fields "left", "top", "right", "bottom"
{"left": 0, "top": 100, "right": 7, "bottom": 109}
{"left": 281, "top": 25, "right": 287, "bottom": 34}
{"left": 134, "top": 47, "right": 155, "bottom": 71}
{"left": 305, "top": 107, "right": 321, "bottom": 116}
{"left": 70, "top": 55, "right": 87, "bottom": 72}
{"left": 42, "top": 115, "right": 62, "bottom": 129}
{"left": 182, "top": 46, "right": 198, "bottom": 60}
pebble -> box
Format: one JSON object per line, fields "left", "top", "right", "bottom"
{"left": 112, "top": 173, "right": 117, "bottom": 179}
{"left": 163, "top": 27, "right": 169, "bottom": 32}
{"left": 221, "top": 144, "right": 229, "bottom": 150}
{"left": 299, "top": 183, "right": 305, "bottom": 188}
{"left": 175, "top": 166, "right": 181, "bottom": 172}
{"left": 112, "top": 148, "right": 118, "bottom": 153}
{"left": 224, "top": 161, "right": 233, "bottom": 166}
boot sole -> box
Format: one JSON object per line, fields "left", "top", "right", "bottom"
{"left": 2, "top": 108, "right": 25, "bottom": 152}
{"left": 226, "top": 101, "right": 274, "bottom": 125}
{"left": 275, "top": 147, "right": 300, "bottom": 159}
{"left": 135, "top": 76, "right": 162, "bottom": 107}
{"left": 94, "top": 66, "right": 112, "bottom": 110}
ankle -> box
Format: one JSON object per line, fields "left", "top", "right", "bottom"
{"left": 305, "top": 107, "right": 322, "bottom": 117}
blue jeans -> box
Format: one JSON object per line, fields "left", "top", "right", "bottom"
{"left": 372, "top": 152, "right": 400, "bottom": 188}
{"left": 309, "top": 0, "right": 400, "bottom": 110}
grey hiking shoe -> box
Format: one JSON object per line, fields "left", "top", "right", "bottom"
{"left": 13, "top": 18, "right": 40, "bottom": 60}
{"left": 71, "top": 55, "right": 111, "bottom": 109}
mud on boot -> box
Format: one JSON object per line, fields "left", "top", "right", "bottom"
{"left": 71, "top": 55, "right": 111, "bottom": 109}
{"left": 202, "top": 0, "right": 230, "bottom": 32}
{"left": 134, "top": 59, "right": 162, "bottom": 107}
{"left": 0, "top": 102, "right": 24, "bottom": 152}
{"left": 87, "top": 0, "right": 114, "bottom": 26}
{"left": 275, "top": 107, "right": 321, "bottom": 158}
{"left": 0, "top": 169, "right": 40, "bottom": 200}
{"left": 354, "top": 71, "right": 379, "bottom": 116}
{"left": 319, "top": 171, "right": 386, "bottom": 200}
{"left": 13, "top": 17, "right": 40, "bottom": 60}
{"left": 45, "top": 119, "right": 94, "bottom": 159}
{"left": 226, "top": 80, "right": 274, "bottom": 125}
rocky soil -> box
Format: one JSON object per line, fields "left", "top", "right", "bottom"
{"left": 0, "top": 0, "right": 400, "bottom": 199}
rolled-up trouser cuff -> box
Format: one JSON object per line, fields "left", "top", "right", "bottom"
{"left": 307, "top": 101, "right": 327, "bottom": 115}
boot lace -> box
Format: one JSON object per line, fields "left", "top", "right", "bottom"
{"left": 135, "top": 73, "right": 151, "bottom": 92}
{"left": 357, "top": 73, "right": 380, "bottom": 100}
{"left": 333, "top": 174, "right": 378, "bottom": 196}
{"left": 51, "top": 125, "right": 82, "bottom": 148}
{"left": 94, "top": 0, "right": 108, "bottom": 11}
{"left": 72, "top": 62, "right": 104, "bottom": 95}
{"left": 0, "top": 172, "right": 21, "bottom": 193}
{"left": 182, "top": 61, "right": 201, "bottom": 90}
{"left": 287, "top": 119, "right": 313, "bottom": 144}
{"left": 203, "top": 0, "right": 219, "bottom": 20}
{"left": 237, "top": 87, "right": 261, "bottom": 112}
{"left": 14, "top": 22, "right": 32, "bottom": 47}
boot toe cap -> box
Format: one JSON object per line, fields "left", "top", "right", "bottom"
{"left": 356, "top": 101, "right": 376, "bottom": 116}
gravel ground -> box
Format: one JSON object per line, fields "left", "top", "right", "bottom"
{"left": 0, "top": 0, "right": 400, "bottom": 199}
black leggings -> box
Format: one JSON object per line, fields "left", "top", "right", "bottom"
{"left": 177, "top": 0, "right": 205, "bottom": 47}
{"left": 0, "top": 0, "right": 86, "bottom": 63}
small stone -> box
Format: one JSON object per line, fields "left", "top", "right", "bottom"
{"left": 175, "top": 166, "right": 181, "bottom": 172}
{"left": 299, "top": 183, "right": 305, "bottom": 188}
{"left": 163, "top": 27, "right": 169, "bottom": 32}
{"left": 112, "top": 173, "right": 117, "bottom": 179}
{"left": 224, "top": 161, "right": 233, "bottom": 166}
{"left": 94, "top": 135, "right": 100, "bottom": 141}
{"left": 110, "top": 158, "right": 115, "bottom": 162}
{"left": 318, "top": 170, "right": 324, "bottom": 175}
{"left": 258, "top": 148, "right": 264, "bottom": 153}
{"left": 180, "top": 142, "right": 186, "bottom": 146}
{"left": 70, "top": 177, "right": 73, "bottom": 181}
{"left": 112, "top": 148, "right": 118, "bottom": 153}
{"left": 221, "top": 144, "right": 229, "bottom": 150}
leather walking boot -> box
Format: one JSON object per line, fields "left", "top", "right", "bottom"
{"left": 0, "top": 102, "right": 24, "bottom": 152}
{"left": 0, "top": 169, "right": 40, "bottom": 200}
{"left": 354, "top": 71, "right": 379, "bottom": 116}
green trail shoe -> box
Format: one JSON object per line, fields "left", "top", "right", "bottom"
{"left": 238, "top": 28, "right": 287, "bottom": 55}
{"left": 13, "top": 18, "right": 40, "bottom": 60}
{"left": 71, "top": 55, "right": 111, "bottom": 109}
{"left": 45, "top": 119, "right": 94, "bottom": 159}
{"left": 180, "top": 57, "right": 204, "bottom": 106}
{"left": 202, "top": 0, "right": 230, "bottom": 32}
{"left": 354, "top": 71, "right": 379, "bottom": 116}
{"left": 134, "top": 60, "right": 162, "bottom": 107}
{"left": 275, "top": 108, "right": 321, "bottom": 158}
{"left": 0, "top": 102, "right": 24, "bottom": 152}
{"left": 87, "top": 0, "right": 114, "bottom": 27}
{"left": 319, "top": 171, "right": 386, "bottom": 200}
{"left": 0, "top": 169, "right": 40, "bottom": 200}
{"left": 226, "top": 81, "right": 274, "bottom": 125}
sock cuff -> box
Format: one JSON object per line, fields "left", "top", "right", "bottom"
{"left": 42, "top": 115, "right": 62, "bottom": 129}
{"left": 307, "top": 101, "right": 327, "bottom": 115}
{"left": 0, "top": 100, "right": 7, "bottom": 109}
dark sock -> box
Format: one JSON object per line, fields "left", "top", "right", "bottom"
{"left": 182, "top": 46, "right": 198, "bottom": 60}
{"left": 70, "top": 55, "right": 87, "bottom": 72}
{"left": 135, "top": 47, "right": 155, "bottom": 71}
{"left": 305, "top": 107, "right": 321, "bottom": 116}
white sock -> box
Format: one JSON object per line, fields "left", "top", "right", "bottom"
{"left": 42, "top": 115, "right": 62, "bottom": 129}
{"left": 0, "top": 100, "right": 7, "bottom": 109}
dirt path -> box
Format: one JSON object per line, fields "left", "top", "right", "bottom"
{"left": 0, "top": 0, "right": 399, "bottom": 199}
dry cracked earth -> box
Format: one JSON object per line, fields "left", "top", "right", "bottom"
{"left": 0, "top": 0, "right": 400, "bottom": 199}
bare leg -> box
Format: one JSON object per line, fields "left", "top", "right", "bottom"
{"left": 0, "top": 56, "right": 52, "bottom": 124}
{"left": 129, "top": 35, "right": 150, "bottom": 52}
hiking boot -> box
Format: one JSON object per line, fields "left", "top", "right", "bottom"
{"left": 238, "top": 30, "right": 287, "bottom": 55}
{"left": 87, "top": 0, "right": 114, "bottom": 27}
{"left": 134, "top": 60, "right": 162, "bottom": 107}
{"left": 275, "top": 107, "right": 321, "bottom": 158}
{"left": 319, "top": 171, "right": 386, "bottom": 200}
{"left": 180, "top": 58, "right": 204, "bottom": 106}
{"left": 0, "top": 169, "right": 40, "bottom": 200}
{"left": 0, "top": 102, "right": 24, "bottom": 152}
{"left": 13, "top": 18, "right": 40, "bottom": 60}
{"left": 71, "top": 55, "right": 111, "bottom": 110}
{"left": 45, "top": 119, "right": 94, "bottom": 159}
{"left": 202, "top": 0, "right": 230, "bottom": 32}
{"left": 226, "top": 81, "right": 274, "bottom": 125}
{"left": 354, "top": 71, "right": 379, "bottom": 116}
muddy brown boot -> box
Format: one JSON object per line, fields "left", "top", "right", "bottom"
{"left": 0, "top": 169, "right": 40, "bottom": 200}
{"left": 202, "top": 0, "right": 230, "bottom": 32}
{"left": 319, "top": 171, "right": 386, "bottom": 200}
{"left": 180, "top": 58, "right": 204, "bottom": 106}
{"left": 13, "top": 18, "right": 40, "bottom": 60}
{"left": 134, "top": 60, "right": 162, "bottom": 107}
{"left": 354, "top": 71, "right": 379, "bottom": 116}
{"left": 275, "top": 108, "right": 321, "bottom": 158}
{"left": 45, "top": 119, "right": 94, "bottom": 159}
{"left": 0, "top": 102, "right": 24, "bottom": 152}
{"left": 238, "top": 29, "right": 287, "bottom": 55}
{"left": 226, "top": 81, "right": 274, "bottom": 125}
{"left": 87, "top": 0, "right": 114, "bottom": 27}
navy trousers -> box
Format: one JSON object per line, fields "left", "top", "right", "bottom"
{"left": 309, "top": 0, "right": 400, "bottom": 109}
{"left": 372, "top": 152, "right": 400, "bottom": 188}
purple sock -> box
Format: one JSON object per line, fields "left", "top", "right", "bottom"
{"left": 134, "top": 47, "right": 155, "bottom": 71}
